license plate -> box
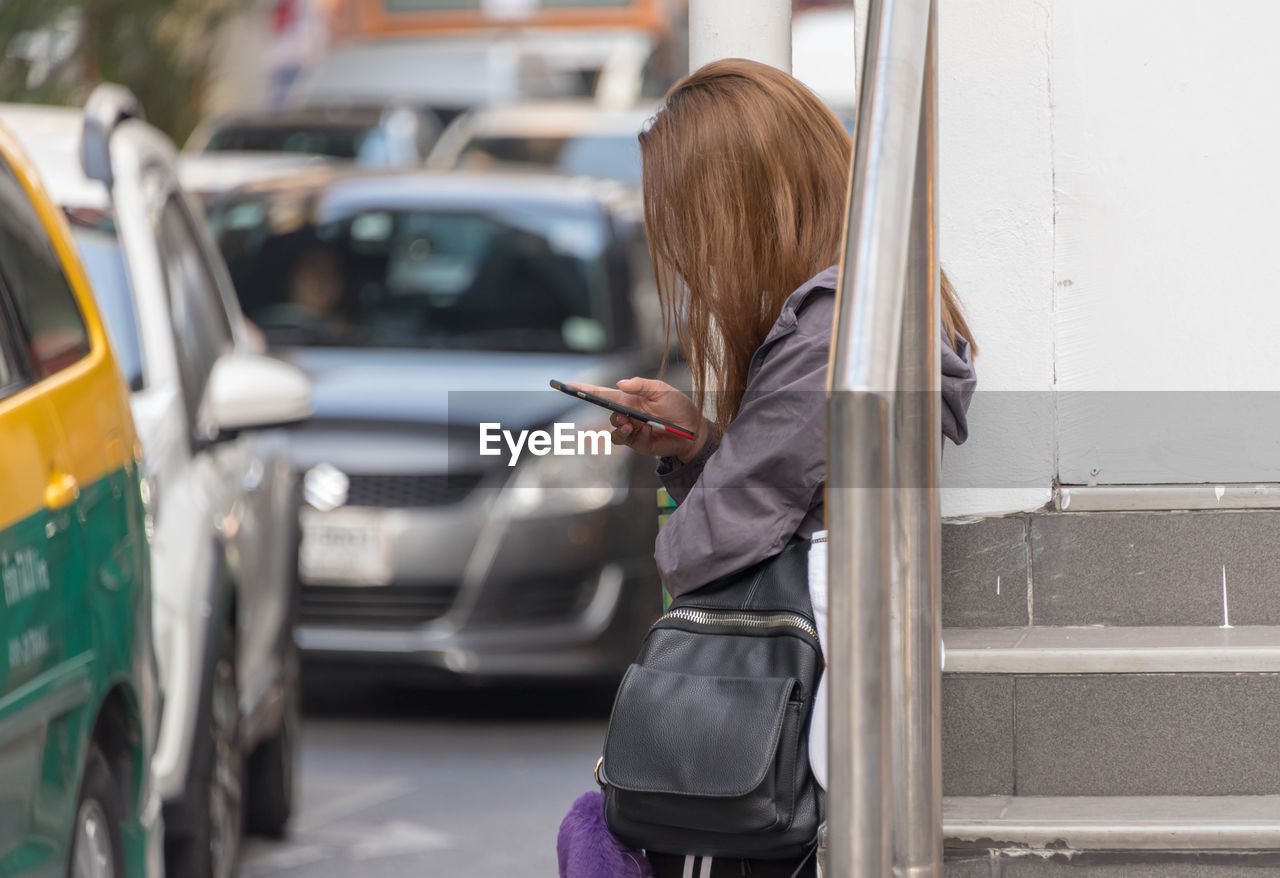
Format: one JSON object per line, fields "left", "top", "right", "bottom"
{"left": 299, "top": 511, "right": 392, "bottom": 586}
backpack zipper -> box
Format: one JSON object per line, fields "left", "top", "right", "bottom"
{"left": 658, "top": 607, "right": 819, "bottom": 642}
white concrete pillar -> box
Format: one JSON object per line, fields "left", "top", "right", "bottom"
{"left": 688, "top": 0, "right": 792, "bottom": 73}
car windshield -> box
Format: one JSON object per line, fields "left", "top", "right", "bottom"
{"left": 72, "top": 227, "right": 145, "bottom": 390}
{"left": 210, "top": 194, "right": 620, "bottom": 354}
{"left": 458, "top": 134, "right": 642, "bottom": 185}
{"left": 204, "top": 123, "right": 372, "bottom": 160}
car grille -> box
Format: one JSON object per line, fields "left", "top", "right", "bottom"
{"left": 300, "top": 585, "right": 461, "bottom": 628}
{"left": 344, "top": 473, "right": 483, "bottom": 509}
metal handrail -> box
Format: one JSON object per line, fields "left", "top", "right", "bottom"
{"left": 826, "top": 0, "right": 941, "bottom": 874}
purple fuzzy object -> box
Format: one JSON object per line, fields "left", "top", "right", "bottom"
{"left": 558, "top": 791, "right": 654, "bottom": 878}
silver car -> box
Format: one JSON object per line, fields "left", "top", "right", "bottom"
{"left": 426, "top": 99, "right": 656, "bottom": 186}
{"left": 209, "top": 168, "right": 672, "bottom": 686}
{"left": 185, "top": 104, "right": 442, "bottom": 169}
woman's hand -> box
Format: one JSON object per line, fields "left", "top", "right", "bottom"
{"left": 567, "top": 377, "right": 710, "bottom": 462}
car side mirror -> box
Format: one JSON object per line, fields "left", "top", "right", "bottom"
{"left": 205, "top": 353, "right": 312, "bottom": 434}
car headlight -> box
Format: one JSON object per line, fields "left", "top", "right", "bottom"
{"left": 503, "top": 412, "right": 630, "bottom": 518}
{"left": 304, "top": 462, "right": 350, "bottom": 511}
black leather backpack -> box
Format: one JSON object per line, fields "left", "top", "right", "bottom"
{"left": 598, "top": 540, "right": 824, "bottom": 860}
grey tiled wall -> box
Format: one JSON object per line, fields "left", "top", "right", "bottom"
{"left": 943, "top": 510, "right": 1280, "bottom": 628}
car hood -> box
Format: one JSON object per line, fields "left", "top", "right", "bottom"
{"left": 283, "top": 347, "right": 634, "bottom": 430}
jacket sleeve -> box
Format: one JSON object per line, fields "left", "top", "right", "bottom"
{"left": 655, "top": 325, "right": 829, "bottom": 600}
{"left": 941, "top": 331, "right": 977, "bottom": 445}
{"left": 656, "top": 430, "right": 721, "bottom": 505}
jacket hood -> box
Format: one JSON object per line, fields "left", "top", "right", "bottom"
{"left": 764, "top": 263, "right": 977, "bottom": 445}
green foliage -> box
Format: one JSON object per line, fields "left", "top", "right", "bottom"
{"left": 0, "top": 0, "right": 250, "bottom": 142}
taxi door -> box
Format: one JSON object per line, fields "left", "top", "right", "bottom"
{"left": 0, "top": 180, "right": 89, "bottom": 873}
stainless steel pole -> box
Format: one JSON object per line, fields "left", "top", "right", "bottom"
{"left": 827, "top": 0, "right": 933, "bottom": 875}
{"left": 890, "top": 3, "right": 942, "bottom": 876}
{"left": 826, "top": 393, "right": 893, "bottom": 878}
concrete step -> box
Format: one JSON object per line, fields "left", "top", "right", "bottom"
{"left": 944, "top": 625, "right": 1280, "bottom": 674}
{"left": 948, "top": 859, "right": 1280, "bottom": 878}
{"left": 942, "top": 510, "right": 1280, "bottom": 629}
{"left": 944, "top": 795, "right": 1280, "bottom": 850}
{"left": 941, "top": 629, "right": 1280, "bottom": 796}
{"left": 938, "top": 509, "right": 1280, "bottom": 871}
{"left": 944, "top": 796, "right": 1280, "bottom": 876}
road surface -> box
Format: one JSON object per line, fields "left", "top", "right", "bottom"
{"left": 236, "top": 684, "right": 613, "bottom": 877}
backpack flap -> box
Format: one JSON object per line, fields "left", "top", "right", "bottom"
{"left": 601, "top": 665, "right": 804, "bottom": 836}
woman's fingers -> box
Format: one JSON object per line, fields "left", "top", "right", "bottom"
{"left": 563, "top": 380, "right": 616, "bottom": 399}
{"left": 615, "top": 376, "right": 670, "bottom": 399}
{"left": 563, "top": 380, "right": 648, "bottom": 410}
{"left": 562, "top": 380, "right": 648, "bottom": 415}
{"left": 562, "top": 380, "right": 699, "bottom": 452}
{"left": 617, "top": 377, "right": 700, "bottom": 424}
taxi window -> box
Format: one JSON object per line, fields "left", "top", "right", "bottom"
{"left": 0, "top": 307, "right": 18, "bottom": 397}
{"left": 0, "top": 162, "right": 91, "bottom": 379}
{"left": 73, "top": 227, "right": 145, "bottom": 391}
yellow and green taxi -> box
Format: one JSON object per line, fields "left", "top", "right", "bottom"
{"left": 0, "top": 125, "right": 161, "bottom": 875}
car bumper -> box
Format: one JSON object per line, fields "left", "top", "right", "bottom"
{"left": 298, "top": 562, "right": 654, "bottom": 683}
{"left": 295, "top": 486, "right": 662, "bottom": 683}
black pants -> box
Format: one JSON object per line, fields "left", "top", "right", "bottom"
{"left": 648, "top": 852, "right": 817, "bottom": 878}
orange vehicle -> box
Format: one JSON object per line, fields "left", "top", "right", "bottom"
{"left": 315, "top": 0, "right": 684, "bottom": 109}
{"left": 328, "top": 0, "right": 672, "bottom": 41}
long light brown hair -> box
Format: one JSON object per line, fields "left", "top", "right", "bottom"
{"left": 640, "top": 58, "right": 976, "bottom": 433}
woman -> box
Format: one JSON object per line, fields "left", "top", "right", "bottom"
{"left": 585, "top": 58, "right": 977, "bottom": 877}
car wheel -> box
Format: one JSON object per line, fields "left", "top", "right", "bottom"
{"left": 245, "top": 645, "right": 298, "bottom": 837}
{"left": 68, "top": 744, "right": 125, "bottom": 878}
{"left": 167, "top": 624, "right": 243, "bottom": 878}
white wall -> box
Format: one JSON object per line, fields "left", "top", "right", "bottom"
{"left": 690, "top": 0, "right": 792, "bottom": 72}
{"left": 932, "top": 0, "right": 1280, "bottom": 516}
{"left": 1051, "top": 0, "right": 1280, "bottom": 485}
{"left": 938, "top": 0, "right": 1055, "bottom": 516}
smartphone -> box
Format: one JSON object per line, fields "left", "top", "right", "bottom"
{"left": 550, "top": 379, "right": 698, "bottom": 441}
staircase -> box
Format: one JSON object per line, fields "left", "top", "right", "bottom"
{"left": 940, "top": 509, "right": 1280, "bottom": 875}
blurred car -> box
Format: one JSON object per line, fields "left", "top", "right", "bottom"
{"left": 288, "top": 36, "right": 589, "bottom": 131}
{"left": 295, "top": 23, "right": 672, "bottom": 109}
{"left": 0, "top": 118, "right": 161, "bottom": 877}
{"left": 427, "top": 100, "right": 655, "bottom": 187}
{"left": 177, "top": 152, "right": 329, "bottom": 209}
{"left": 207, "top": 169, "right": 673, "bottom": 687}
{"left": 0, "top": 88, "right": 311, "bottom": 878}
{"left": 185, "top": 104, "right": 441, "bottom": 169}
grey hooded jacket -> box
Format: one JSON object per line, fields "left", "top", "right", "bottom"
{"left": 655, "top": 264, "right": 977, "bottom": 599}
